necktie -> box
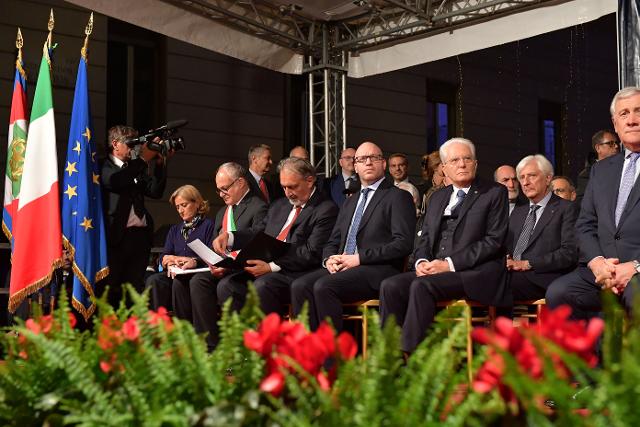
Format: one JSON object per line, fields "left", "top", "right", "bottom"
{"left": 345, "top": 176, "right": 355, "bottom": 190}
{"left": 276, "top": 206, "right": 302, "bottom": 241}
{"left": 222, "top": 205, "right": 236, "bottom": 232}
{"left": 450, "top": 189, "right": 466, "bottom": 216}
{"left": 615, "top": 152, "right": 640, "bottom": 226}
{"left": 259, "top": 178, "right": 270, "bottom": 203}
{"left": 513, "top": 205, "right": 540, "bottom": 260}
{"left": 222, "top": 205, "right": 239, "bottom": 258}
{"left": 344, "top": 188, "right": 372, "bottom": 255}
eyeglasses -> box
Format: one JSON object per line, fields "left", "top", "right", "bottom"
{"left": 340, "top": 156, "right": 355, "bottom": 161}
{"left": 354, "top": 155, "right": 384, "bottom": 164}
{"left": 597, "top": 141, "right": 618, "bottom": 148}
{"left": 446, "top": 156, "right": 474, "bottom": 165}
{"left": 216, "top": 178, "right": 239, "bottom": 194}
{"left": 553, "top": 188, "right": 568, "bottom": 194}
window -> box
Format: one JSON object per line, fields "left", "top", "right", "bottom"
{"left": 538, "top": 100, "right": 564, "bottom": 173}
{"left": 426, "top": 80, "right": 456, "bottom": 153}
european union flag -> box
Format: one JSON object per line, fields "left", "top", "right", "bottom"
{"left": 62, "top": 54, "right": 109, "bottom": 320}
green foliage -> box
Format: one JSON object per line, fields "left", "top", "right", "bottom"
{"left": 0, "top": 285, "right": 263, "bottom": 427}
{"left": 266, "top": 307, "right": 503, "bottom": 427}
{"left": 6, "top": 282, "right": 640, "bottom": 426}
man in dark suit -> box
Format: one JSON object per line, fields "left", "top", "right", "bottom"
{"left": 547, "top": 87, "right": 640, "bottom": 317}
{"left": 291, "top": 142, "right": 416, "bottom": 331}
{"left": 172, "top": 162, "right": 267, "bottom": 351}
{"left": 575, "top": 130, "right": 619, "bottom": 204}
{"left": 380, "top": 137, "right": 509, "bottom": 353}
{"left": 100, "top": 125, "right": 167, "bottom": 306}
{"left": 323, "top": 147, "right": 359, "bottom": 207}
{"left": 494, "top": 164, "right": 527, "bottom": 216}
{"left": 507, "top": 155, "right": 578, "bottom": 302}
{"left": 213, "top": 157, "right": 338, "bottom": 315}
{"left": 246, "top": 144, "right": 282, "bottom": 204}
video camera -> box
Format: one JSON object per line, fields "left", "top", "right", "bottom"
{"left": 125, "top": 119, "right": 188, "bottom": 156}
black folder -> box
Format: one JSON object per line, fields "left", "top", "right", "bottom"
{"left": 215, "top": 231, "right": 290, "bottom": 270}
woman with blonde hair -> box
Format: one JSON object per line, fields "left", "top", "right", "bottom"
{"left": 146, "top": 185, "right": 215, "bottom": 313}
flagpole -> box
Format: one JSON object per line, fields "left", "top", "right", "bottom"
{"left": 47, "top": 9, "right": 54, "bottom": 50}
{"left": 82, "top": 13, "right": 93, "bottom": 60}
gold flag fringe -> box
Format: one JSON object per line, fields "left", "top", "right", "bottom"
{"left": 63, "top": 236, "right": 110, "bottom": 321}
{"left": 8, "top": 256, "right": 63, "bottom": 313}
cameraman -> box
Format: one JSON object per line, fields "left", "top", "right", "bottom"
{"left": 100, "top": 125, "right": 168, "bottom": 307}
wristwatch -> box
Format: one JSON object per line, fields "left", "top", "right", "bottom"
{"left": 633, "top": 260, "right": 640, "bottom": 275}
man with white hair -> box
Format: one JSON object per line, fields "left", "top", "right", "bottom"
{"left": 380, "top": 137, "right": 510, "bottom": 353}
{"left": 547, "top": 87, "right": 640, "bottom": 317}
{"left": 507, "top": 155, "right": 578, "bottom": 303}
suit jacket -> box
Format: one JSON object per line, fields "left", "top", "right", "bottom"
{"left": 323, "top": 177, "right": 416, "bottom": 274}
{"left": 101, "top": 156, "right": 167, "bottom": 246}
{"left": 233, "top": 189, "right": 338, "bottom": 273}
{"left": 507, "top": 193, "right": 578, "bottom": 287}
{"left": 213, "top": 192, "right": 268, "bottom": 237}
{"left": 578, "top": 151, "right": 640, "bottom": 264}
{"left": 322, "top": 173, "right": 360, "bottom": 207}
{"left": 414, "top": 177, "right": 510, "bottom": 306}
{"left": 247, "top": 171, "right": 283, "bottom": 204}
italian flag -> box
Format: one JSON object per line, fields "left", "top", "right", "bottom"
{"left": 9, "top": 42, "right": 62, "bottom": 312}
{"left": 2, "top": 43, "right": 28, "bottom": 246}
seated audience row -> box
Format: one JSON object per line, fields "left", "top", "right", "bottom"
{"left": 146, "top": 87, "right": 640, "bottom": 355}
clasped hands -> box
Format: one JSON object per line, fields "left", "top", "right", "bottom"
{"left": 589, "top": 257, "right": 636, "bottom": 295}
{"left": 326, "top": 254, "right": 360, "bottom": 274}
{"left": 415, "top": 259, "right": 450, "bottom": 276}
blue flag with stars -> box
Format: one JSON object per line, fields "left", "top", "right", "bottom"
{"left": 62, "top": 54, "right": 109, "bottom": 320}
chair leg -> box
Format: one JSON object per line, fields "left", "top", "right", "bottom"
{"left": 362, "top": 306, "right": 368, "bottom": 360}
{"left": 465, "top": 304, "right": 473, "bottom": 385}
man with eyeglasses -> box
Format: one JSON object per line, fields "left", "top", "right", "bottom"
{"left": 323, "top": 147, "right": 360, "bottom": 207}
{"left": 172, "top": 162, "right": 267, "bottom": 351}
{"left": 379, "top": 137, "right": 510, "bottom": 354}
{"left": 551, "top": 176, "right": 577, "bottom": 201}
{"left": 213, "top": 157, "right": 338, "bottom": 317}
{"left": 291, "top": 141, "right": 416, "bottom": 331}
{"left": 576, "top": 130, "right": 619, "bottom": 203}
{"left": 547, "top": 87, "right": 640, "bottom": 319}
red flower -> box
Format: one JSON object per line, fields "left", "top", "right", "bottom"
{"left": 68, "top": 313, "right": 77, "bottom": 329}
{"left": 122, "top": 317, "right": 140, "bottom": 341}
{"left": 337, "top": 332, "right": 358, "bottom": 360}
{"left": 260, "top": 371, "right": 285, "bottom": 396}
{"left": 472, "top": 305, "right": 604, "bottom": 403}
{"left": 25, "top": 315, "right": 53, "bottom": 335}
{"left": 245, "top": 315, "right": 358, "bottom": 396}
{"left": 148, "top": 307, "right": 173, "bottom": 331}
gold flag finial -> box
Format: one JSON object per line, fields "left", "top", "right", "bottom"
{"left": 47, "top": 9, "right": 55, "bottom": 48}
{"left": 16, "top": 28, "right": 23, "bottom": 61}
{"left": 81, "top": 12, "right": 94, "bottom": 60}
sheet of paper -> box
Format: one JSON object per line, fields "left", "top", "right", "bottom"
{"left": 187, "top": 239, "right": 225, "bottom": 265}
{"left": 167, "top": 266, "right": 211, "bottom": 275}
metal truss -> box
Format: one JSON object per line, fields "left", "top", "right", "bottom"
{"left": 336, "top": 0, "right": 571, "bottom": 52}
{"left": 160, "top": 0, "right": 324, "bottom": 54}
{"left": 163, "top": 0, "right": 566, "bottom": 173}
{"left": 307, "top": 44, "right": 347, "bottom": 177}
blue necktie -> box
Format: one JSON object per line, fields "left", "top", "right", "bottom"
{"left": 344, "top": 188, "right": 372, "bottom": 255}
{"left": 615, "top": 152, "right": 640, "bottom": 226}
{"left": 450, "top": 189, "right": 466, "bottom": 215}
